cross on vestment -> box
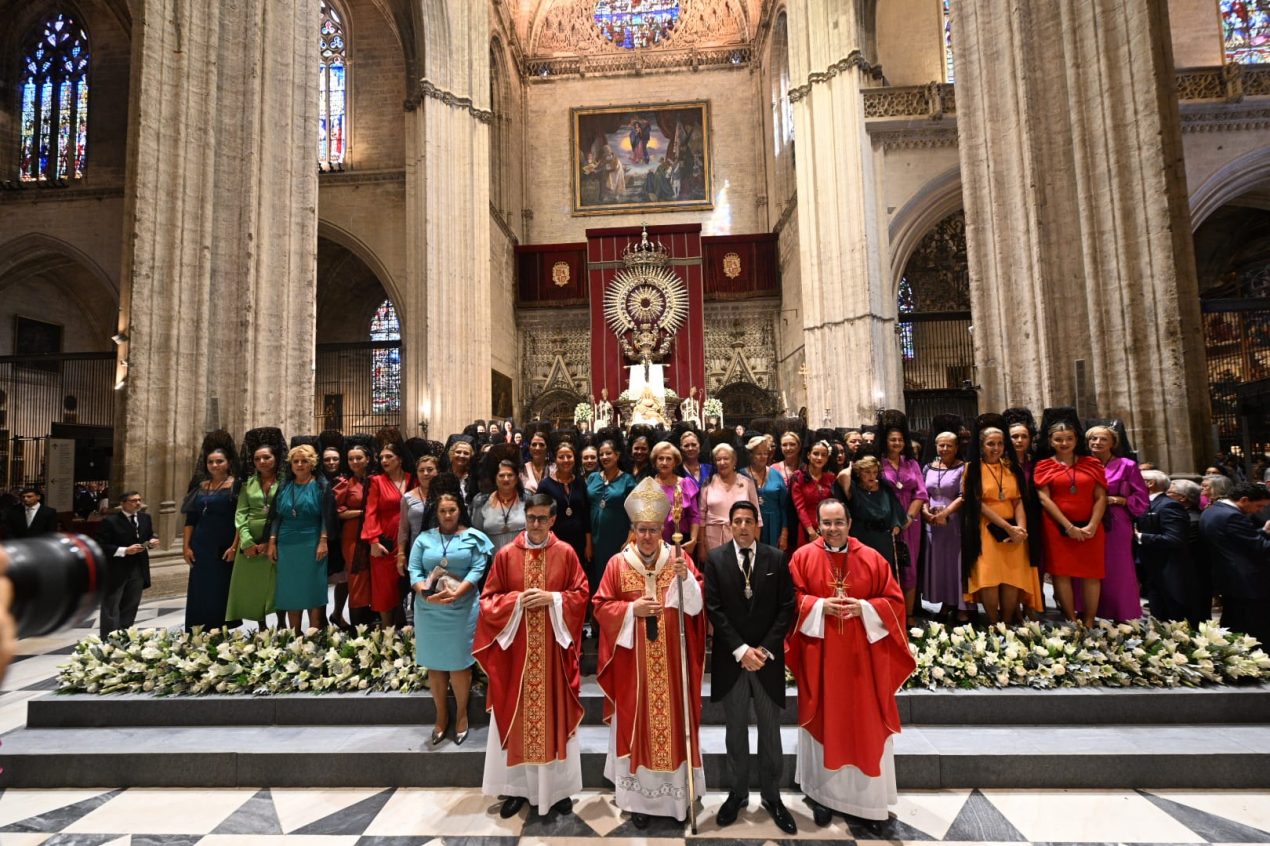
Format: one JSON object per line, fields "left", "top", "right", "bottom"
{"left": 830, "top": 566, "right": 848, "bottom": 635}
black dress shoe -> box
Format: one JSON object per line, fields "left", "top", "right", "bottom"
{"left": 806, "top": 797, "right": 832, "bottom": 827}
{"left": 716, "top": 793, "right": 746, "bottom": 827}
{"left": 552, "top": 797, "right": 573, "bottom": 816}
{"left": 631, "top": 812, "right": 650, "bottom": 829}
{"left": 499, "top": 796, "right": 527, "bottom": 819}
{"left": 762, "top": 799, "right": 798, "bottom": 834}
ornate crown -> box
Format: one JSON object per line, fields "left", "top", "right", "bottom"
{"left": 622, "top": 226, "right": 670, "bottom": 269}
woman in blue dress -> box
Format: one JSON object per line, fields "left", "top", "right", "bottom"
{"left": 586, "top": 436, "right": 636, "bottom": 589}
{"left": 740, "top": 435, "right": 789, "bottom": 551}
{"left": 409, "top": 490, "right": 493, "bottom": 746}
{"left": 181, "top": 446, "right": 240, "bottom": 631}
{"left": 268, "top": 444, "right": 336, "bottom": 632}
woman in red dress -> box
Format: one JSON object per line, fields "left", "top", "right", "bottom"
{"left": 1033, "top": 410, "right": 1107, "bottom": 626}
{"left": 790, "top": 440, "right": 837, "bottom": 549}
{"left": 334, "top": 437, "right": 375, "bottom": 619}
{"left": 361, "top": 440, "right": 416, "bottom": 627}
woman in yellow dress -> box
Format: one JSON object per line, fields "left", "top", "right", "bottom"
{"left": 961, "top": 414, "right": 1043, "bottom": 625}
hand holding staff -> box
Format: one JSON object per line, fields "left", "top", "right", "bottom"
{"left": 671, "top": 531, "right": 699, "bottom": 835}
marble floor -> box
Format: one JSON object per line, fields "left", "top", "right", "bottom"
{"left": 4, "top": 599, "right": 1269, "bottom": 846}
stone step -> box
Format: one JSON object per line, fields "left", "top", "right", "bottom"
{"left": 2, "top": 722, "right": 1268, "bottom": 789}
{"left": 27, "top": 682, "right": 1270, "bottom": 729}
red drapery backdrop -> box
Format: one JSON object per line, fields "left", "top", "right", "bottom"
{"left": 587, "top": 223, "right": 706, "bottom": 402}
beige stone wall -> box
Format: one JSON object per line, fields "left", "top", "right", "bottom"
{"left": 522, "top": 67, "right": 769, "bottom": 244}
{"left": 876, "top": 0, "right": 945, "bottom": 85}
{"left": 318, "top": 178, "right": 408, "bottom": 305}
{"left": 1170, "top": 0, "right": 1223, "bottom": 67}
{"left": 341, "top": 0, "right": 407, "bottom": 171}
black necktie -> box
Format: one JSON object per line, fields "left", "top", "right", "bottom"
{"left": 741, "top": 547, "right": 753, "bottom": 599}
{"left": 130, "top": 513, "right": 139, "bottom": 538}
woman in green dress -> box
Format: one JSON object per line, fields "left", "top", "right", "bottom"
{"left": 839, "top": 454, "right": 906, "bottom": 574}
{"left": 226, "top": 431, "right": 284, "bottom": 626}
{"left": 268, "top": 444, "right": 337, "bottom": 632}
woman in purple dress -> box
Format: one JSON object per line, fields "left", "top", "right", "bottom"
{"left": 650, "top": 440, "right": 701, "bottom": 557}
{"left": 922, "top": 430, "right": 967, "bottom": 620}
{"left": 878, "top": 410, "right": 929, "bottom": 616}
{"left": 1086, "top": 425, "right": 1148, "bottom": 622}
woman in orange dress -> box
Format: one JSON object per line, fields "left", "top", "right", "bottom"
{"left": 1033, "top": 409, "right": 1107, "bottom": 626}
{"left": 961, "top": 415, "right": 1042, "bottom": 624}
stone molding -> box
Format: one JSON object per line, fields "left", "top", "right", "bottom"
{"left": 1181, "top": 105, "right": 1270, "bottom": 134}
{"left": 0, "top": 185, "right": 124, "bottom": 204}
{"left": 872, "top": 125, "right": 960, "bottom": 151}
{"left": 788, "top": 50, "right": 880, "bottom": 103}
{"left": 524, "top": 45, "right": 752, "bottom": 80}
{"left": 317, "top": 169, "right": 406, "bottom": 186}
{"left": 404, "top": 78, "right": 493, "bottom": 123}
{"left": 772, "top": 193, "right": 798, "bottom": 235}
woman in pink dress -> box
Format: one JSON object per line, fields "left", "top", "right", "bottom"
{"left": 699, "top": 442, "right": 760, "bottom": 557}
{"left": 650, "top": 440, "right": 700, "bottom": 555}
{"left": 1085, "top": 425, "right": 1148, "bottom": 622}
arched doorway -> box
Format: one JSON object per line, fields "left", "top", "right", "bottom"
{"left": 315, "top": 237, "right": 403, "bottom": 433}
{"left": 528, "top": 388, "right": 584, "bottom": 428}
{"left": 1194, "top": 204, "right": 1270, "bottom": 464}
{"left": 0, "top": 240, "right": 118, "bottom": 492}
{"left": 896, "top": 210, "right": 978, "bottom": 431}
{"left": 713, "top": 381, "right": 778, "bottom": 429}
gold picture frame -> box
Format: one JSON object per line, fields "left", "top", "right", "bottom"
{"left": 571, "top": 100, "right": 712, "bottom": 216}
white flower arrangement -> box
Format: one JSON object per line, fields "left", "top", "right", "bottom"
{"left": 702, "top": 397, "right": 723, "bottom": 420}
{"left": 901, "top": 618, "right": 1269, "bottom": 690}
{"left": 58, "top": 626, "right": 429, "bottom": 696}
{"left": 573, "top": 402, "right": 592, "bottom": 424}
{"left": 60, "top": 618, "right": 1268, "bottom": 697}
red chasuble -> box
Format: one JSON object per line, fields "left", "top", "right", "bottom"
{"left": 593, "top": 545, "right": 707, "bottom": 774}
{"left": 473, "top": 532, "right": 590, "bottom": 767}
{"left": 785, "top": 537, "right": 916, "bottom": 776}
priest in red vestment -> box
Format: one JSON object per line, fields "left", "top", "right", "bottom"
{"left": 593, "top": 476, "right": 707, "bottom": 829}
{"left": 786, "top": 498, "right": 916, "bottom": 826}
{"left": 474, "top": 492, "right": 590, "bottom": 819}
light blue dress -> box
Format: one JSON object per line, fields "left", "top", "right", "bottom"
{"left": 743, "top": 466, "right": 789, "bottom": 548}
{"left": 272, "top": 480, "right": 329, "bottom": 611}
{"left": 408, "top": 527, "right": 494, "bottom": 670}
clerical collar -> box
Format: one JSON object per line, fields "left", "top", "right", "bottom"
{"left": 824, "top": 540, "right": 849, "bottom": 552}
{"left": 523, "top": 533, "right": 549, "bottom": 549}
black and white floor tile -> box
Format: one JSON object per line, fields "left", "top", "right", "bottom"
{"left": 0, "top": 786, "right": 1267, "bottom": 845}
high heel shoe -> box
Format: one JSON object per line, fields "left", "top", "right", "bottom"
{"left": 431, "top": 725, "right": 447, "bottom": 746}
{"left": 454, "top": 719, "right": 470, "bottom": 746}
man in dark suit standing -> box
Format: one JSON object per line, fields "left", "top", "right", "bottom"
{"left": 704, "top": 500, "right": 797, "bottom": 833}
{"left": 96, "top": 490, "right": 159, "bottom": 638}
{"left": 1137, "top": 470, "right": 1199, "bottom": 625}
{"left": 2, "top": 487, "right": 59, "bottom": 539}
{"left": 1200, "top": 482, "right": 1270, "bottom": 646}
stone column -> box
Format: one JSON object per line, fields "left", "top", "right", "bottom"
{"left": 118, "top": 0, "right": 320, "bottom": 505}
{"left": 786, "top": 0, "right": 901, "bottom": 425}
{"left": 402, "top": 0, "right": 493, "bottom": 439}
{"left": 953, "top": 0, "right": 1208, "bottom": 470}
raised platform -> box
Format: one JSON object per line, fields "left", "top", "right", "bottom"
{"left": 5, "top": 683, "right": 1269, "bottom": 789}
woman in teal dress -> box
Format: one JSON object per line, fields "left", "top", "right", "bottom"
{"left": 741, "top": 435, "right": 789, "bottom": 551}
{"left": 268, "top": 444, "right": 336, "bottom": 632}
{"left": 408, "top": 491, "right": 493, "bottom": 746}
{"left": 227, "top": 435, "right": 283, "bottom": 626}
{"left": 587, "top": 437, "right": 636, "bottom": 589}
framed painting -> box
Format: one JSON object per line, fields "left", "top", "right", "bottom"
{"left": 572, "top": 101, "right": 712, "bottom": 215}
{"left": 14, "top": 315, "right": 63, "bottom": 373}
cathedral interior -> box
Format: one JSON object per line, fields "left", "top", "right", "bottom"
{"left": 0, "top": 0, "right": 1268, "bottom": 520}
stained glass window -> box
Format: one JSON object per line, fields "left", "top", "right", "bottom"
{"left": 19, "top": 13, "right": 90, "bottom": 182}
{"left": 370, "top": 299, "right": 401, "bottom": 414}
{"left": 594, "top": 0, "right": 680, "bottom": 50}
{"left": 898, "top": 277, "right": 916, "bottom": 361}
{"left": 319, "top": 0, "right": 347, "bottom": 165}
{"left": 1221, "top": 1, "right": 1270, "bottom": 64}
{"left": 943, "top": 0, "right": 955, "bottom": 83}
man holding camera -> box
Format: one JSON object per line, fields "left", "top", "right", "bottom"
{"left": 96, "top": 491, "right": 159, "bottom": 638}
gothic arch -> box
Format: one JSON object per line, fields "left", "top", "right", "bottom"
{"left": 887, "top": 165, "right": 962, "bottom": 295}
{"left": 0, "top": 233, "right": 118, "bottom": 347}
{"left": 0, "top": 232, "right": 116, "bottom": 295}
{"left": 529, "top": 387, "right": 585, "bottom": 427}
{"left": 714, "top": 380, "right": 778, "bottom": 426}
{"left": 316, "top": 219, "right": 403, "bottom": 312}
{"left": 1190, "top": 144, "right": 1270, "bottom": 230}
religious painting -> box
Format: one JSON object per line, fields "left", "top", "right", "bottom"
{"left": 14, "top": 315, "right": 63, "bottom": 373}
{"left": 491, "top": 370, "right": 514, "bottom": 419}
{"left": 572, "top": 101, "right": 712, "bottom": 215}
{"left": 322, "top": 394, "right": 344, "bottom": 430}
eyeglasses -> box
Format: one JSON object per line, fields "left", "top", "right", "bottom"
{"left": 819, "top": 519, "right": 849, "bottom": 529}
{"left": 525, "top": 514, "right": 553, "bottom": 524}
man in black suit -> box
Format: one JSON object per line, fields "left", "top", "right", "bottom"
{"left": 703, "top": 500, "right": 797, "bottom": 833}
{"left": 1137, "top": 470, "right": 1200, "bottom": 625}
{"left": 96, "top": 490, "right": 159, "bottom": 638}
{"left": 1199, "top": 482, "right": 1270, "bottom": 646}
{"left": 2, "top": 487, "right": 59, "bottom": 539}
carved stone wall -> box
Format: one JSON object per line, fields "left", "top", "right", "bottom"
{"left": 518, "top": 307, "right": 592, "bottom": 414}
{"left": 703, "top": 300, "right": 780, "bottom": 395}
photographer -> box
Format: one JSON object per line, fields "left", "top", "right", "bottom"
{"left": 96, "top": 491, "right": 159, "bottom": 638}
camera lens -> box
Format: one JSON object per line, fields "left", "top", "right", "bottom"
{"left": 4, "top": 533, "right": 104, "bottom": 639}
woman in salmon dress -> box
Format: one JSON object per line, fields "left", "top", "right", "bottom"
{"left": 1033, "top": 410, "right": 1107, "bottom": 626}
{"left": 334, "top": 439, "right": 375, "bottom": 618}
{"left": 961, "top": 417, "right": 1042, "bottom": 624}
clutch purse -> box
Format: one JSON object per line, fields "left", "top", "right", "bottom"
{"left": 987, "top": 520, "right": 1016, "bottom": 543}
